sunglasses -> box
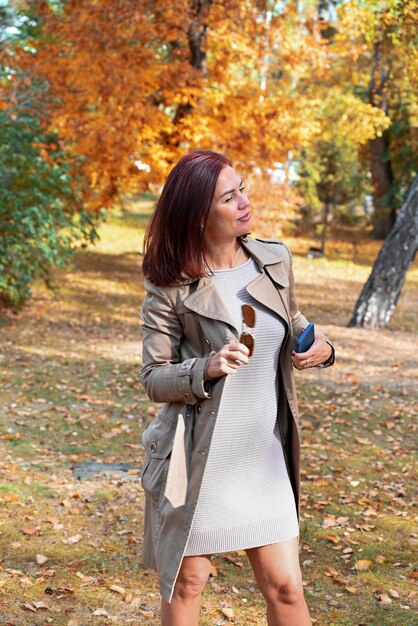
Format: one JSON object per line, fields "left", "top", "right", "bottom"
{"left": 240, "top": 304, "right": 255, "bottom": 357}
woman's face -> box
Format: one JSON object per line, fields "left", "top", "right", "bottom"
{"left": 204, "top": 165, "right": 251, "bottom": 245}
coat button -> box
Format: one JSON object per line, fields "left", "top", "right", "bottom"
{"left": 150, "top": 442, "right": 157, "bottom": 453}
{"left": 196, "top": 404, "right": 201, "bottom": 414}
{"left": 184, "top": 392, "right": 191, "bottom": 402}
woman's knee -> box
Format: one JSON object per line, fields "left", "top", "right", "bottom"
{"left": 174, "top": 572, "right": 208, "bottom": 600}
{"left": 263, "top": 576, "right": 305, "bottom": 607}
{"left": 173, "top": 560, "right": 210, "bottom": 602}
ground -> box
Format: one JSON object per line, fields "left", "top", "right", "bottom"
{"left": 0, "top": 200, "right": 417, "bottom": 625}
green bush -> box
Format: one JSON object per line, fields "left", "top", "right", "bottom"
{"left": 0, "top": 109, "right": 98, "bottom": 307}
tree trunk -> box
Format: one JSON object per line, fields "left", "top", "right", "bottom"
{"left": 369, "top": 130, "right": 397, "bottom": 238}
{"left": 367, "top": 37, "right": 396, "bottom": 239}
{"left": 320, "top": 199, "right": 332, "bottom": 255}
{"left": 348, "top": 176, "right": 418, "bottom": 329}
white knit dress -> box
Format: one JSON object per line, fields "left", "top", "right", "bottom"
{"left": 184, "top": 257, "right": 299, "bottom": 556}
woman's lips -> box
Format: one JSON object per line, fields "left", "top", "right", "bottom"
{"left": 238, "top": 212, "right": 251, "bottom": 222}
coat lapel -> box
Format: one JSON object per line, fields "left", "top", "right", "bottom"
{"left": 183, "top": 238, "right": 291, "bottom": 334}
{"left": 246, "top": 269, "right": 290, "bottom": 329}
{"left": 183, "top": 277, "right": 239, "bottom": 333}
{"left": 242, "top": 239, "right": 291, "bottom": 328}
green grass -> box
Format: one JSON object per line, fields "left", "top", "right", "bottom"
{"left": 0, "top": 201, "right": 416, "bottom": 625}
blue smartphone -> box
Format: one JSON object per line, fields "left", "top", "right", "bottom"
{"left": 295, "top": 323, "right": 315, "bottom": 353}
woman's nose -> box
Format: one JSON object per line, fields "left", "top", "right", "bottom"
{"left": 238, "top": 189, "right": 249, "bottom": 206}
{"left": 238, "top": 194, "right": 249, "bottom": 209}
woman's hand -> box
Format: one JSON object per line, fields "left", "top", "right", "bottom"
{"left": 205, "top": 342, "right": 250, "bottom": 380}
{"left": 291, "top": 332, "right": 332, "bottom": 371}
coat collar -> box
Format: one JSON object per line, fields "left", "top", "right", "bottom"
{"left": 182, "top": 238, "right": 290, "bottom": 333}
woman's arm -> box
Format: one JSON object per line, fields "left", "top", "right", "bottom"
{"left": 140, "top": 280, "right": 211, "bottom": 404}
{"left": 286, "top": 246, "right": 335, "bottom": 369}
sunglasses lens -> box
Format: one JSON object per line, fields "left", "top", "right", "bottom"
{"left": 242, "top": 304, "right": 255, "bottom": 327}
{"left": 240, "top": 332, "right": 254, "bottom": 357}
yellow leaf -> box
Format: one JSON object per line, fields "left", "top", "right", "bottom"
{"left": 355, "top": 559, "right": 372, "bottom": 571}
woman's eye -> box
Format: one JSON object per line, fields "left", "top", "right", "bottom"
{"left": 240, "top": 186, "right": 246, "bottom": 193}
{"left": 225, "top": 196, "right": 234, "bottom": 203}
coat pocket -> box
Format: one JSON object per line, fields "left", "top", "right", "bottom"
{"left": 141, "top": 418, "right": 176, "bottom": 506}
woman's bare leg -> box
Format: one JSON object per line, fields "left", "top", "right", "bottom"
{"left": 246, "top": 538, "right": 312, "bottom": 626}
{"left": 160, "top": 554, "right": 212, "bottom": 626}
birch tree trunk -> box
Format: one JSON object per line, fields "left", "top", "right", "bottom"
{"left": 348, "top": 176, "right": 418, "bottom": 329}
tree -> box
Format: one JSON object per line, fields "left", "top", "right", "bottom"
{"left": 295, "top": 89, "right": 387, "bottom": 249}
{"left": 348, "top": 176, "right": 418, "bottom": 329}
{"left": 13, "top": 0, "right": 336, "bottom": 209}
{"left": 0, "top": 1, "right": 97, "bottom": 307}
{"left": 330, "top": 0, "right": 418, "bottom": 238}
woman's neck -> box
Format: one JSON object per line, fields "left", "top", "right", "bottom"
{"left": 204, "top": 239, "right": 248, "bottom": 271}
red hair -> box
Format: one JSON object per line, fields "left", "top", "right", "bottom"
{"left": 142, "top": 150, "right": 231, "bottom": 286}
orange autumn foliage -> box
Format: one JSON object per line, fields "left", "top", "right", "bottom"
{"left": 13, "top": 1, "right": 328, "bottom": 211}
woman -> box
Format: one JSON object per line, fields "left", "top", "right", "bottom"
{"left": 140, "top": 149, "right": 334, "bottom": 625}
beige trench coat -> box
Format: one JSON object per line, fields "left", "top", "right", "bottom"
{"left": 140, "top": 237, "right": 332, "bottom": 602}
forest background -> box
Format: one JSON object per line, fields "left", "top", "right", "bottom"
{"left": 0, "top": 0, "right": 417, "bottom": 625}
{"left": 1, "top": 0, "right": 417, "bottom": 309}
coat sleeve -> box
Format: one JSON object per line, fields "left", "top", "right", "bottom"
{"left": 281, "top": 244, "right": 310, "bottom": 337}
{"left": 284, "top": 243, "right": 335, "bottom": 367}
{"left": 140, "top": 280, "right": 211, "bottom": 405}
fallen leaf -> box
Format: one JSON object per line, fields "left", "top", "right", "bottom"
{"left": 375, "top": 554, "right": 386, "bottom": 563}
{"left": 36, "top": 554, "right": 48, "bottom": 565}
{"left": 324, "top": 566, "right": 339, "bottom": 578}
{"left": 130, "top": 599, "right": 153, "bottom": 610}
{"left": 21, "top": 525, "right": 38, "bottom": 536}
{"left": 355, "top": 559, "right": 372, "bottom": 571}
{"left": 92, "top": 608, "right": 109, "bottom": 616}
{"left": 388, "top": 588, "right": 400, "bottom": 598}
{"left": 33, "top": 600, "right": 49, "bottom": 609}
{"left": 325, "top": 534, "right": 340, "bottom": 544}
{"left": 22, "top": 602, "right": 37, "bottom": 612}
{"left": 109, "top": 585, "right": 126, "bottom": 595}
{"left": 378, "top": 593, "right": 392, "bottom": 605}
{"left": 62, "top": 534, "right": 82, "bottom": 545}
{"left": 222, "top": 607, "right": 234, "bottom": 621}
{"left": 355, "top": 437, "right": 371, "bottom": 445}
